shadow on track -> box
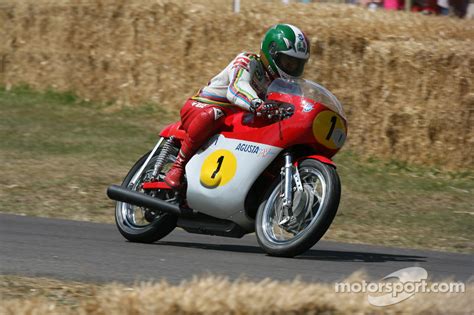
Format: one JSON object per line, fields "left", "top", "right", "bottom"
{"left": 153, "top": 241, "right": 426, "bottom": 262}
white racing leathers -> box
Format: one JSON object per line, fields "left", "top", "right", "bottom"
{"left": 191, "top": 52, "right": 272, "bottom": 111}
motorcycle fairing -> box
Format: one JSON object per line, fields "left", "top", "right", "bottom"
{"left": 219, "top": 100, "right": 346, "bottom": 159}
{"left": 185, "top": 134, "right": 282, "bottom": 230}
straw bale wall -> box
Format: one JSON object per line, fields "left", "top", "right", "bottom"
{"left": 1, "top": 0, "right": 473, "bottom": 168}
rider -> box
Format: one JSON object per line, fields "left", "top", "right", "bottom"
{"left": 164, "top": 24, "right": 310, "bottom": 189}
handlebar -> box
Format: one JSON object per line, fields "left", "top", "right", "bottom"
{"left": 255, "top": 102, "right": 294, "bottom": 120}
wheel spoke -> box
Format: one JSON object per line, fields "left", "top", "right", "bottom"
{"left": 312, "top": 188, "right": 322, "bottom": 204}
{"left": 131, "top": 208, "right": 137, "bottom": 225}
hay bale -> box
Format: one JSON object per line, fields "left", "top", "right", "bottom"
{"left": 0, "top": 0, "right": 472, "bottom": 169}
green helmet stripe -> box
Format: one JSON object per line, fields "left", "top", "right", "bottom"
{"left": 276, "top": 24, "right": 296, "bottom": 49}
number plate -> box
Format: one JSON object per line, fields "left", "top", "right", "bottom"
{"left": 312, "top": 110, "right": 347, "bottom": 150}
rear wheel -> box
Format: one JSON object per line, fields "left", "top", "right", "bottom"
{"left": 255, "top": 159, "right": 341, "bottom": 257}
{"left": 115, "top": 144, "right": 178, "bottom": 243}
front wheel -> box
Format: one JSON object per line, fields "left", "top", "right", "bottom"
{"left": 115, "top": 143, "right": 179, "bottom": 243}
{"left": 255, "top": 159, "right": 341, "bottom": 257}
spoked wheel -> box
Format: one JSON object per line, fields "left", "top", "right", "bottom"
{"left": 115, "top": 145, "right": 179, "bottom": 243}
{"left": 255, "top": 159, "right": 341, "bottom": 257}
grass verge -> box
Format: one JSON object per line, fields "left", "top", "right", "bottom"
{"left": 0, "top": 86, "right": 472, "bottom": 253}
{"left": 0, "top": 275, "right": 471, "bottom": 315}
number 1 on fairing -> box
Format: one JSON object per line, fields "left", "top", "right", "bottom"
{"left": 211, "top": 156, "right": 224, "bottom": 179}
{"left": 326, "top": 116, "right": 337, "bottom": 140}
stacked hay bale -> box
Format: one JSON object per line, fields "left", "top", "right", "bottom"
{"left": 0, "top": 0, "right": 472, "bottom": 169}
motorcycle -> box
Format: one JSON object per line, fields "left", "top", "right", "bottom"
{"left": 107, "top": 78, "right": 347, "bottom": 257}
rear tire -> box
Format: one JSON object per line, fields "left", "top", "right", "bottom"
{"left": 255, "top": 159, "right": 341, "bottom": 257}
{"left": 115, "top": 145, "right": 178, "bottom": 243}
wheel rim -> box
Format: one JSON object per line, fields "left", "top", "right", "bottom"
{"left": 261, "top": 166, "right": 327, "bottom": 245}
{"left": 117, "top": 156, "right": 177, "bottom": 230}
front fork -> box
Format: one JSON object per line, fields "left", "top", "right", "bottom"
{"left": 279, "top": 152, "right": 303, "bottom": 224}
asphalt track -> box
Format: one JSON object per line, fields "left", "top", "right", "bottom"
{"left": 0, "top": 213, "right": 472, "bottom": 284}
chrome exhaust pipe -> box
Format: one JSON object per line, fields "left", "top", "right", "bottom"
{"left": 106, "top": 185, "right": 181, "bottom": 216}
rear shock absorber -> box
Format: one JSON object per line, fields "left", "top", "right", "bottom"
{"left": 151, "top": 136, "right": 175, "bottom": 180}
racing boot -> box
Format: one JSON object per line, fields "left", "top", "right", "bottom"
{"left": 164, "top": 149, "right": 189, "bottom": 189}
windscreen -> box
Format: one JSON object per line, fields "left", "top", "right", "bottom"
{"left": 266, "top": 78, "right": 346, "bottom": 119}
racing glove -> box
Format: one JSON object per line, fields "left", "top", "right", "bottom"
{"left": 249, "top": 98, "right": 264, "bottom": 113}
{"left": 250, "top": 98, "right": 278, "bottom": 116}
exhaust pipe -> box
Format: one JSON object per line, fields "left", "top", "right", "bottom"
{"left": 106, "top": 185, "right": 181, "bottom": 216}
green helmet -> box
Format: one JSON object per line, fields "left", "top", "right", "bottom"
{"left": 260, "top": 24, "right": 310, "bottom": 79}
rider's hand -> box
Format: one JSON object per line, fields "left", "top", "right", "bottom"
{"left": 259, "top": 102, "right": 279, "bottom": 114}
{"left": 249, "top": 98, "right": 264, "bottom": 114}
{"left": 250, "top": 99, "right": 278, "bottom": 118}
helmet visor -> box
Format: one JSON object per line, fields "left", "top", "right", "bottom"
{"left": 275, "top": 53, "right": 307, "bottom": 77}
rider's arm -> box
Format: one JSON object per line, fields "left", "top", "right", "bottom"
{"left": 226, "top": 54, "right": 261, "bottom": 111}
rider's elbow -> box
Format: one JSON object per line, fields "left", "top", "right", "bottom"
{"left": 226, "top": 88, "right": 240, "bottom": 106}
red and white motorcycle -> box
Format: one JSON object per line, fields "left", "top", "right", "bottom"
{"left": 107, "top": 78, "right": 347, "bottom": 257}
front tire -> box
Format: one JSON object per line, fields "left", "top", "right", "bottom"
{"left": 255, "top": 159, "right": 341, "bottom": 257}
{"left": 115, "top": 144, "right": 178, "bottom": 243}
